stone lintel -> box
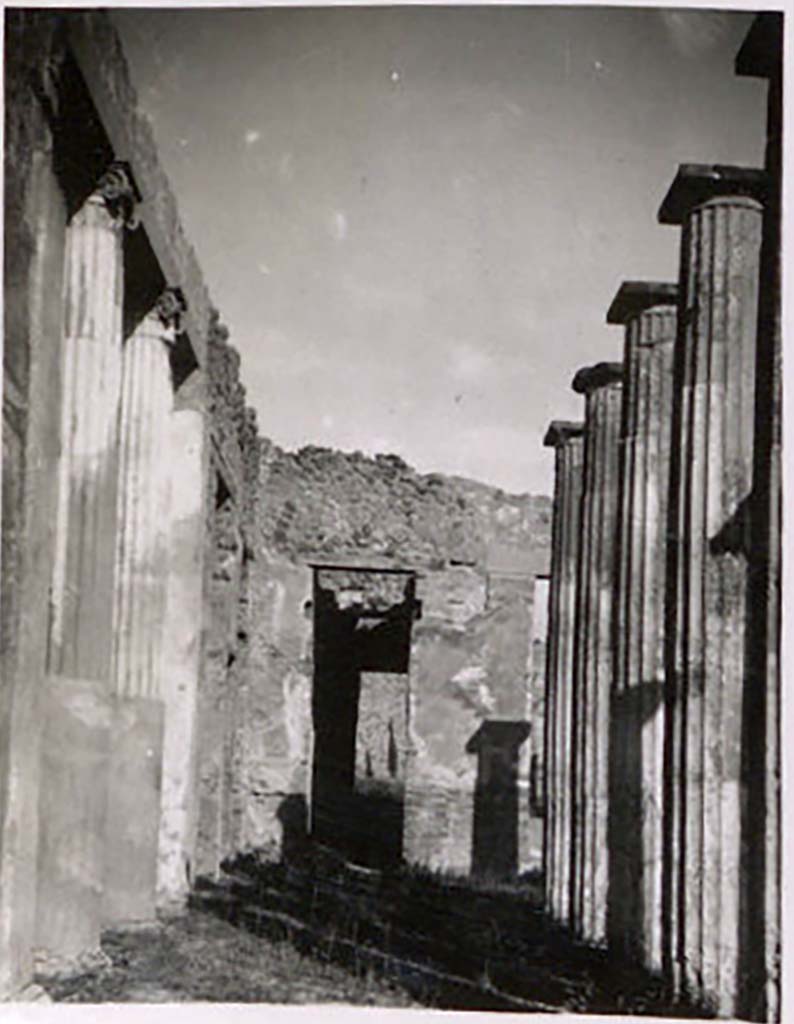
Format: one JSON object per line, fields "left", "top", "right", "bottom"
{"left": 658, "top": 164, "right": 767, "bottom": 225}
{"left": 572, "top": 362, "right": 623, "bottom": 395}
{"left": 309, "top": 561, "right": 418, "bottom": 575}
{"left": 735, "top": 12, "right": 782, "bottom": 79}
{"left": 606, "top": 281, "right": 678, "bottom": 325}
{"left": 314, "top": 564, "right": 417, "bottom": 615}
{"left": 543, "top": 420, "right": 585, "bottom": 448}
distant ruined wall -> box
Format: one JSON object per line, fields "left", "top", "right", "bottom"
{"left": 406, "top": 568, "right": 536, "bottom": 874}
{"left": 241, "top": 552, "right": 313, "bottom": 856}
{"left": 240, "top": 443, "right": 552, "bottom": 875}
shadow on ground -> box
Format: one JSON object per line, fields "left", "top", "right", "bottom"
{"left": 37, "top": 836, "right": 714, "bottom": 1013}
{"left": 182, "top": 844, "right": 714, "bottom": 1016}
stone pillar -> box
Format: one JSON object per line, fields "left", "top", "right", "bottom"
{"left": 570, "top": 363, "right": 623, "bottom": 945}
{"left": 103, "top": 288, "right": 185, "bottom": 926}
{"left": 525, "top": 574, "right": 549, "bottom": 872}
{"left": 736, "top": 19, "right": 782, "bottom": 1021}
{"left": 542, "top": 421, "right": 584, "bottom": 926}
{"left": 606, "top": 282, "right": 677, "bottom": 969}
{"left": 36, "top": 163, "right": 138, "bottom": 967}
{"left": 0, "top": 147, "right": 68, "bottom": 998}
{"left": 195, "top": 476, "right": 243, "bottom": 879}
{"left": 659, "top": 164, "right": 765, "bottom": 1015}
{"left": 157, "top": 403, "right": 207, "bottom": 909}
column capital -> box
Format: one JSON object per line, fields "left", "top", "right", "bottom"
{"left": 90, "top": 161, "right": 142, "bottom": 227}
{"left": 606, "top": 281, "right": 678, "bottom": 325}
{"left": 154, "top": 287, "right": 188, "bottom": 330}
{"left": 572, "top": 362, "right": 623, "bottom": 395}
{"left": 657, "top": 164, "right": 766, "bottom": 226}
{"left": 543, "top": 420, "right": 584, "bottom": 448}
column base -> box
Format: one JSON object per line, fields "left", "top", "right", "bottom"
{"left": 35, "top": 675, "right": 112, "bottom": 963}
{"left": 103, "top": 695, "right": 165, "bottom": 927}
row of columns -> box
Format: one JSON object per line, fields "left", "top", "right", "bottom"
{"left": 542, "top": 15, "right": 780, "bottom": 1018}
{"left": 35, "top": 163, "right": 207, "bottom": 966}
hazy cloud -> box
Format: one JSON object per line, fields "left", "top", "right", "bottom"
{"left": 449, "top": 343, "right": 494, "bottom": 382}
{"left": 260, "top": 327, "right": 326, "bottom": 377}
{"left": 658, "top": 10, "right": 732, "bottom": 57}
{"left": 329, "top": 209, "right": 348, "bottom": 241}
{"left": 341, "top": 274, "right": 425, "bottom": 312}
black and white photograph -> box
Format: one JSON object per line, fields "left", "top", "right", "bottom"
{"left": 0, "top": 3, "right": 784, "bottom": 1021}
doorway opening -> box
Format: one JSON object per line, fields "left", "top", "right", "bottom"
{"left": 310, "top": 564, "right": 419, "bottom": 867}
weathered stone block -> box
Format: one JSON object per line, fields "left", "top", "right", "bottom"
{"left": 103, "top": 696, "right": 164, "bottom": 925}
{"left": 35, "top": 676, "right": 111, "bottom": 966}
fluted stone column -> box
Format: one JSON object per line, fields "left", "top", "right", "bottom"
{"left": 736, "top": 18, "right": 782, "bottom": 1021}
{"left": 37, "top": 163, "right": 139, "bottom": 965}
{"left": 103, "top": 288, "right": 185, "bottom": 925}
{"left": 49, "top": 163, "right": 138, "bottom": 679}
{"left": 112, "top": 289, "right": 185, "bottom": 699}
{"left": 606, "top": 282, "right": 677, "bottom": 969}
{"left": 156, "top": 403, "right": 207, "bottom": 909}
{"left": 542, "top": 421, "right": 584, "bottom": 926}
{"left": 659, "top": 164, "right": 765, "bottom": 1015}
{"left": 570, "top": 363, "right": 623, "bottom": 945}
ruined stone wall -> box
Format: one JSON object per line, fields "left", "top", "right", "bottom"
{"left": 256, "top": 444, "right": 551, "bottom": 570}
{"left": 195, "top": 314, "right": 260, "bottom": 878}
{"left": 241, "top": 442, "right": 551, "bottom": 876}
{"left": 242, "top": 554, "right": 313, "bottom": 856}
{"left": 406, "top": 567, "right": 538, "bottom": 875}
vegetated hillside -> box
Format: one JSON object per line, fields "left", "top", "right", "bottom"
{"left": 256, "top": 440, "right": 552, "bottom": 572}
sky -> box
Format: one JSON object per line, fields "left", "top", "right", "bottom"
{"left": 112, "top": 5, "right": 767, "bottom": 495}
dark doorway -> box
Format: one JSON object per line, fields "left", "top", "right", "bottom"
{"left": 310, "top": 565, "right": 418, "bottom": 868}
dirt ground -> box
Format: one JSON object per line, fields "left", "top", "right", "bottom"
{"left": 37, "top": 858, "right": 711, "bottom": 1016}
{"left": 38, "top": 910, "right": 420, "bottom": 1006}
